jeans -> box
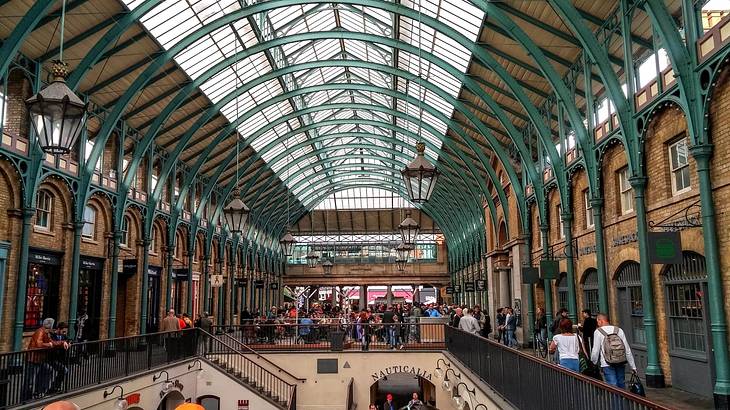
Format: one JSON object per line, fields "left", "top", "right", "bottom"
{"left": 602, "top": 364, "right": 627, "bottom": 388}
{"left": 506, "top": 329, "right": 517, "bottom": 347}
{"left": 22, "top": 362, "right": 52, "bottom": 400}
{"left": 559, "top": 358, "right": 580, "bottom": 372}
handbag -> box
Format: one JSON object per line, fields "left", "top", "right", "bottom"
{"left": 577, "top": 334, "right": 602, "bottom": 380}
{"left": 629, "top": 372, "right": 646, "bottom": 396}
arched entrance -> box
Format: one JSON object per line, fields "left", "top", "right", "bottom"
{"left": 613, "top": 261, "right": 647, "bottom": 376}
{"left": 157, "top": 390, "right": 185, "bottom": 410}
{"left": 369, "top": 372, "right": 436, "bottom": 409}
{"left": 580, "top": 268, "right": 598, "bottom": 315}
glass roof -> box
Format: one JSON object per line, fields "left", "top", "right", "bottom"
{"left": 315, "top": 187, "right": 412, "bottom": 210}
{"left": 122, "top": 0, "right": 484, "bottom": 208}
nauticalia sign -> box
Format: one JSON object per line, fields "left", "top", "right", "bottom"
{"left": 371, "top": 365, "right": 433, "bottom": 381}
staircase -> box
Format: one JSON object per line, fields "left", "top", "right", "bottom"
{"left": 201, "top": 330, "right": 297, "bottom": 409}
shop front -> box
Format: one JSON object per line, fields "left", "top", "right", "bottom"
{"left": 25, "top": 249, "right": 63, "bottom": 331}
{"left": 78, "top": 256, "right": 105, "bottom": 342}
{"left": 147, "top": 266, "right": 162, "bottom": 333}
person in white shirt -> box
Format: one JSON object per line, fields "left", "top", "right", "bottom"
{"left": 549, "top": 318, "right": 581, "bottom": 372}
{"left": 590, "top": 313, "right": 637, "bottom": 388}
{"left": 458, "top": 308, "right": 481, "bottom": 335}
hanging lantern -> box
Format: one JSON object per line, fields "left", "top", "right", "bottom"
{"left": 223, "top": 188, "right": 250, "bottom": 233}
{"left": 306, "top": 249, "right": 319, "bottom": 268}
{"left": 398, "top": 211, "right": 420, "bottom": 245}
{"left": 322, "top": 259, "right": 334, "bottom": 275}
{"left": 395, "top": 258, "right": 407, "bottom": 272}
{"left": 395, "top": 242, "right": 413, "bottom": 261}
{"left": 401, "top": 142, "right": 439, "bottom": 203}
{"left": 279, "top": 229, "right": 296, "bottom": 257}
{"left": 26, "top": 60, "right": 87, "bottom": 155}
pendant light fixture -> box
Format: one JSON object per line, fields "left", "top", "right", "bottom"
{"left": 401, "top": 0, "right": 438, "bottom": 203}
{"left": 279, "top": 138, "right": 296, "bottom": 257}
{"left": 223, "top": 37, "right": 249, "bottom": 233}
{"left": 395, "top": 241, "right": 413, "bottom": 261}
{"left": 321, "top": 206, "right": 334, "bottom": 274}
{"left": 395, "top": 258, "right": 407, "bottom": 272}
{"left": 399, "top": 210, "right": 420, "bottom": 245}
{"left": 305, "top": 213, "right": 319, "bottom": 268}
{"left": 26, "top": 0, "right": 87, "bottom": 155}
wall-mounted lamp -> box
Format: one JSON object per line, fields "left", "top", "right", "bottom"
{"left": 442, "top": 368, "right": 461, "bottom": 391}
{"left": 452, "top": 382, "right": 476, "bottom": 410}
{"left": 153, "top": 370, "right": 173, "bottom": 393}
{"left": 103, "top": 385, "right": 128, "bottom": 410}
{"left": 435, "top": 358, "right": 450, "bottom": 378}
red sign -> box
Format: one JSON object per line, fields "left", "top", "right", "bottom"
{"left": 125, "top": 393, "right": 141, "bottom": 405}
{"left": 237, "top": 400, "right": 249, "bottom": 410}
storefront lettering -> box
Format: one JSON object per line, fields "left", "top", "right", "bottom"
{"left": 371, "top": 366, "right": 433, "bottom": 381}
{"left": 578, "top": 244, "right": 596, "bottom": 256}
{"left": 612, "top": 232, "right": 638, "bottom": 247}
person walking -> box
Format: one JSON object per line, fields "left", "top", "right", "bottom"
{"left": 591, "top": 313, "right": 637, "bottom": 388}
{"left": 504, "top": 307, "right": 518, "bottom": 347}
{"left": 160, "top": 309, "right": 181, "bottom": 360}
{"left": 458, "top": 308, "right": 481, "bottom": 335}
{"left": 579, "top": 309, "right": 598, "bottom": 353}
{"left": 534, "top": 307, "right": 547, "bottom": 345}
{"left": 549, "top": 318, "right": 581, "bottom": 372}
{"left": 496, "top": 307, "right": 506, "bottom": 343}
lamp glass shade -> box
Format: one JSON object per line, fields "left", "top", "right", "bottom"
{"left": 322, "top": 259, "right": 334, "bottom": 275}
{"left": 305, "top": 250, "right": 319, "bottom": 268}
{"left": 26, "top": 61, "right": 87, "bottom": 155}
{"left": 395, "top": 258, "right": 407, "bottom": 271}
{"left": 279, "top": 230, "right": 296, "bottom": 256}
{"left": 398, "top": 214, "right": 420, "bottom": 245}
{"left": 223, "top": 189, "right": 250, "bottom": 233}
{"left": 395, "top": 242, "right": 413, "bottom": 260}
{"left": 401, "top": 142, "right": 439, "bottom": 203}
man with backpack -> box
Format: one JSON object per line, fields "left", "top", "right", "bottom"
{"left": 590, "top": 313, "right": 637, "bottom": 388}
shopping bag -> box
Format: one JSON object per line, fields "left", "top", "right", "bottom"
{"left": 629, "top": 372, "right": 646, "bottom": 396}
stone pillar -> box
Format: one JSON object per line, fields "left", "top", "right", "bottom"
{"left": 386, "top": 285, "right": 393, "bottom": 306}
{"left": 485, "top": 256, "right": 496, "bottom": 324}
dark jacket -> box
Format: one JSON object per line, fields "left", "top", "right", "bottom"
{"left": 382, "top": 311, "right": 395, "bottom": 324}
{"left": 581, "top": 316, "right": 598, "bottom": 345}
{"left": 505, "top": 314, "right": 517, "bottom": 331}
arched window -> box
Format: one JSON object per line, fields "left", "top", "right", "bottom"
{"left": 556, "top": 272, "right": 569, "bottom": 310}
{"left": 662, "top": 252, "right": 708, "bottom": 353}
{"left": 615, "top": 261, "right": 644, "bottom": 345}
{"left": 34, "top": 190, "right": 53, "bottom": 230}
{"left": 120, "top": 215, "right": 131, "bottom": 246}
{"left": 150, "top": 228, "right": 158, "bottom": 253}
{"left": 581, "top": 268, "right": 599, "bottom": 315}
{"left": 82, "top": 205, "right": 96, "bottom": 239}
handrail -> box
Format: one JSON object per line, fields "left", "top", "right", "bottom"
{"left": 445, "top": 326, "right": 670, "bottom": 410}
{"left": 346, "top": 377, "right": 355, "bottom": 410}
{"left": 199, "top": 329, "right": 296, "bottom": 408}
{"left": 214, "top": 331, "right": 306, "bottom": 382}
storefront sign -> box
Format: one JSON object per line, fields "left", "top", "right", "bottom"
{"left": 270, "top": 282, "right": 279, "bottom": 290}
{"left": 210, "top": 275, "right": 224, "bottom": 287}
{"left": 237, "top": 400, "right": 250, "bottom": 410}
{"left": 539, "top": 259, "right": 559, "bottom": 280}
{"left": 521, "top": 267, "right": 540, "bottom": 284}
{"left": 234, "top": 278, "right": 247, "bottom": 286}
{"left": 80, "top": 256, "right": 104, "bottom": 270}
{"left": 148, "top": 266, "right": 162, "bottom": 276}
{"left": 454, "top": 284, "right": 462, "bottom": 293}
{"left": 28, "top": 249, "right": 61, "bottom": 266}
{"left": 577, "top": 244, "right": 597, "bottom": 256}
{"left": 648, "top": 231, "right": 683, "bottom": 264}
{"left": 475, "top": 279, "right": 486, "bottom": 291}
{"left": 254, "top": 280, "right": 265, "bottom": 289}
{"left": 371, "top": 365, "right": 433, "bottom": 382}
{"left": 445, "top": 286, "right": 454, "bottom": 294}
{"left": 172, "top": 268, "right": 189, "bottom": 280}
{"left": 612, "top": 232, "right": 638, "bottom": 247}
{"left": 464, "top": 281, "right": 475, "bottom": 292}
{"left": 122, "top": 259, "right": 137, "bottom": 276}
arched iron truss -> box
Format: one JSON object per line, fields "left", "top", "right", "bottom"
{"left": 2, "top": 0, "right": 730, "bottom": 394}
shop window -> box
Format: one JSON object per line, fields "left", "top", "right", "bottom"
{"left": 556, "top": 273, "right": 568, "bottom": 310}
{"left": 581, "top": 268, "right": 599, "bottom": 315}
{"left": 664, "top": 252, "right": 708, "bottom": 354}
{"left": 24, "top": 264, "right": 60, "bottom": 330}
{"left": 669, "top": 138, "right": 691, "bottom": 195}
{"left": 584, "top": 190, "right": 594, "bottom": 228}
{"left": 618, "top": 167, "right": 634, "bottom": 215}
{"left": 121, "top": 216, "right": 130, "bottom": 246}
{"left": 35, "top": 190, "right": 53, "bottom": 230}
{"left": 82, "top": 206, "right": 96, "bottom": 239}
{"left": 615, "top": 261, "right": 645, "bottom": 345}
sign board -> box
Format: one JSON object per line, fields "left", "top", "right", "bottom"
{"left": 210, "top": 274, "right": 224, "bottom": 287}
{"left": 122, "top": 259, "right": 137, "bottom": 276}
{"left": 28, "top": 250, "right": 61, "bottom": 266}
{"left": 445, "top": 286, "right": 454, "bottom": 294}
{"left": 475, "top": 279, "right": 486, "bottom": 291}
{"left": 648, "top": 231, "right": 683, "bottom": 264}
{"left": 317, "top": 358, "right": 338, "bottom": 374}
{"left": 464, "top": 281, "right": 475, "bottom": 292}
{"left": 521, "top": 267, "right": 540, "bottom": 284}
{"left": 454, "top": 284, "right": 462, "bottom": 293}
{"left": 270, "top": 282, "right": 279, "bottom": 290}
{"left": 172, "top": 268, "right": 189, "bottom": 280}
{"left": 237, "top": 400, "right": 249, "bottom": 410}
{"left": 539, "top": 259, "right": 559, "bottom": 280}
{"left": 254, "top": 280, "right": 265, "bottom": 289}
{"left": 80, "top": 256, "right": 104, "bottom": 270}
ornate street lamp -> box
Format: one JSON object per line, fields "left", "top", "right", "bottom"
{"left": 395, "top": 242, "right": 413, "bottom": 261}
{"left": 401, "top": 143, "right": 438, "bottom": 204}
{"left": 395, "top": 258, "right": 407, "bottom": 272}
{"left": 223, "top": 189, "right": 249, "bottom": 233}
{"left": 322, "top": 259, "right": 334, "bottom": 275}
{"left": 306, "top": 248, "right": 319, "bottom": 268}
{"left": 398, "top": 211, "right": 420, "bottom": 245}
{"left": 279, "top": 229, "right": 296, "bottom": 257}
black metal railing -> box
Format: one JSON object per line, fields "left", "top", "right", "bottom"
{"left": 213, "top": 332, "right": 306, "bottom": 383}
{"left": 212, "top": 322, "right": 446, "bottom": 351}
{"left": 346, "top": 377, "right": 355, "bottom": 410}
{"left": 445, "top": 327, "right": 671, "bottom": 410}
{"left": 202, "top": 330, "right": 296, "bottom": 408}
{"left": 0, "top": 328, "right": 199, "bottom": 409}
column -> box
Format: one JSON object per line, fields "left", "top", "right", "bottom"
{"left": 108, "top": 231, "right": 122, "bottom": 339}
{"left": 12, "top": 209, "right": 34, "bottom": 350}
{"left": 139, "top": 238, "right": 151, "bottom": 334}
{"left": 164, "top": 244, "right": 174, "bottom": 311}
{"left": 498, "top": 268, "right": 509, "bottom": 309}
{"left": 561, "top": 212, "right": 578, "bottom": 322}
{"left": 67, "top": 221, "right": 84, "bottom": 340}
{"left": 485, "top": 256, "right": 496, "bottom": 324}
{"left": 540, "top": 225, "right": 554, "bottom": 338}
{"left": 202, "top": 255, "right": 210, "bottom": 313}
{"left": 591, "top": 197, "right": 610, "bottom": 313}
{"left": 630, "top": 176, "right": 664, "bottom": 387}
{"left": 386, "top": 285, "right": 393, "bottom": 306}
{"left": 186, "top": 244, "right": 195, "bottom": 315}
